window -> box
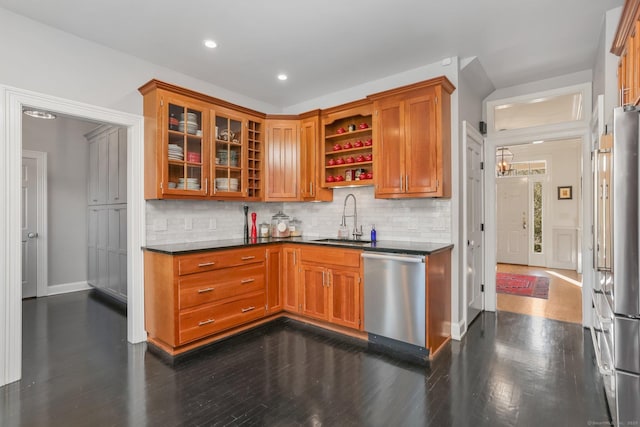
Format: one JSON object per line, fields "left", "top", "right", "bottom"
{"left": 493, "top": 92, "right": 583, "bottom": 132}
{"left": 533, "top": 182, "right": 543, "bottom": 253}
{"left": 496, "top": 160, "right": 547, "bottom": 178}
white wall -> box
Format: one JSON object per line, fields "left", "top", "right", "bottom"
{"left": 483, "top": 70, "right": 593, "bottom": 115}
{"left": 22, "top": 115, "right": 96, "bottom": 287}
{"left": 282, "top": 58, "right": 459, "bottom": 114}
{"left": 592, "top": 7, "right": 623, "bottom": 129}
{"left": 0, "top": 7, "right": 279, "bottom": 116}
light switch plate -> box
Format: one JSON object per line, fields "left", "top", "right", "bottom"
{"left": 184, "top": 217, "right": 192, "bottom": 230}
{"left": 209, "top": 218, "right": 217, "bottom": 230}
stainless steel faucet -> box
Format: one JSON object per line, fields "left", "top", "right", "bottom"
{"left": 341, "top": 193, "right": 363, "bottom": 240}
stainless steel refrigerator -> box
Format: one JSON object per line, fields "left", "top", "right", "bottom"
{"left": 592, "top": 106, "right": 640, "bottom": 426}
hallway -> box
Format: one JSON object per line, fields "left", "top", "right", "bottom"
{"left": 497, "top": 263, "right": 582, "bottom": 324}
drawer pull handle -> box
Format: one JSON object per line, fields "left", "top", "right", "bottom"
{"left": 241, "top": 256, "right": 255, "bottom": 261}
{"left": 241, "top": 306, "right": 256, "bottom": 313}
{"left": 198, "top": 262, "right": 216, "bottom": 267}
{"left": 240, "top": 278, "right": 255, "bottom": 284}
{"left": 198, "top": 319, "right": 215, "bottom": 326}
{"left": 197, "top": 287, "right": 215, "bottom": 294}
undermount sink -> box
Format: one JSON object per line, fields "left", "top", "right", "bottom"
{"left": 312, "top": 238, "right": 372, "bottom": 246}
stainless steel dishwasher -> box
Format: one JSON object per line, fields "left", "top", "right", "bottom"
{"left": 362, "top": 252, "right": 426, "bottom": 348}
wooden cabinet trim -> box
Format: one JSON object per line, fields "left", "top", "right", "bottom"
{"left": 611, "top": 0, "right": 640, "bottom": 56}
{"left": 367, "top": 76, "right": 455, "bottom": 101}
{"left": 139, "top": 79, "right": 266, "bottom": 118}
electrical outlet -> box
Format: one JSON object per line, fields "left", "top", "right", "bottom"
{"left": 153, "top": 219, "right": 167, "bottom": 232}
{"left": 209, "top": 218, "right": 217, "bottom": 230}
{"left": 184, "top": 217, "right": 192, "bottom": 230}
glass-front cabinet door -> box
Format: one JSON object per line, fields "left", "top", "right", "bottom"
{"left": 164, "top": 97, "right": 209, "bottom": 196}
{"left": 212, "top": 108, "right": 245, "bottom": 197}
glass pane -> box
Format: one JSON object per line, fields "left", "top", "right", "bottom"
{"left": 533, "top": 182, "right": 543, "bottom": 253}
{"left": 493, "top": 92, "right": 583, "bottom": 132}
{"left": 167, "top": 103, "right": 203, "bottom": 192}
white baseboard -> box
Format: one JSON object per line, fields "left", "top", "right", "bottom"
{"left": 47, "top": 281, "right": 92, "bottom": 296}
{"left": 451, "top": 320, "right": 467, "bottom": 341}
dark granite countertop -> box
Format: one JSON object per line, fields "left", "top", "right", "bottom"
{"left": 142, "top": 237, "right": 453, "bottom": 256}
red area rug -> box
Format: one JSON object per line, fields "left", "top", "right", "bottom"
{"left": 496, "top": 273, "right": 550, "bottom": 299}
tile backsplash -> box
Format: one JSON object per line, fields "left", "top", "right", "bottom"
{"left": 145, "top": 187, "right": 451, "bottom": 245}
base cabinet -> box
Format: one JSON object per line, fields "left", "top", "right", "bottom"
{"left": 296, "top": 246, "right": 362, "bottom": 330}
{"left": 266, "top": 246, "right": 283, "bottom": 314}
{"left": 144, "top": 247, "right": 267, "bottom": 351}
{"left": 281, "top": 246, "right": 300, "bottom": 312}
{"left": 143, "top": 243, "right": 451, "bottom": 356}
{"left": 299, "top": 264, "right": 329, "bottom": 320}
{"left": 88, "top": 204, "right": 127, "bottom": 302}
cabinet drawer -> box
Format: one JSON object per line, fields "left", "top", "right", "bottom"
{"left": 179, "top": 292, "right": 265, "bottom": 344}
{"left": 179, "top": 264, "right": 265, "bottom": 309}
{"left": 177, "top": 247, "right": 265, "bottom": 275}
{"left": 300, "top": 246, "right": 361, "bottom": 268}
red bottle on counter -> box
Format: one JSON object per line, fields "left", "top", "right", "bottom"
{"left": 251, "top": 213, "right": 257, "bottom": 239}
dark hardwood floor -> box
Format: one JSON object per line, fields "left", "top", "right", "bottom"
{"left": 1, "top": 290, "right": 609, "bottom": 426}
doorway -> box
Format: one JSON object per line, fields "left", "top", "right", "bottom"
{"left": 1, "top": 85, "right": 146, "bottom": 387}
{"left": 21, "top": 150, "right": 47, "bottom": 299}
{"left": 483, "top": 82, "right": 593, "bottom": 326}
{"left": 494, "top": 139, "right": 583, "bottom": 322}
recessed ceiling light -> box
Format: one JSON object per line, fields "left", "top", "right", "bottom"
{"left": 532, "top": 140, "right": 544, "bottom": 144}
{"left": 23, "top": 109, "right": 56, "bottom": 120}
{"left": 277, "top": 74, "right": 288, "bottom": 81}
{"left": 204, "top": 40, "right": 217, "bottom": 49}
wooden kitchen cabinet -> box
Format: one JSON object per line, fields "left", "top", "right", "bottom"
{"left": 139, "top": 80, "right": 265, "bottom": 200}
{"left": 265, "top": 118, "right": 299, "bottom": 201}
{"left": 265, "top": 246, "right": 283, "bottom": 314}
{"left": 300, "top": 111, "right": 333, "bottom": 201}
{"left": 144, "top": 246, "right": 267, "bottom": 353}
{"left": 141, "top": 86, "right": 210, "bottom": 199}
{"left": 321, "top": 100, "right": 374, "bottom": 188}
{"left": 281, "top": 246, "right": 299, "bottom": 312}
{"left": 298, "top": 246, "right": 362, "bottom": 330}
{"left": 327, "top": 269, "right": 360, "bottom": 329}
{"left": 369, "top": 77, "right": 454, "bottom": 198}
{"left": 299, "top": 264, "right": 329, "bottom": 320}
{"left": 612, "top": 7, "right": 640, "bottom": 106}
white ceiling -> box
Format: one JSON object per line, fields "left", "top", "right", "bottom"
{"left": 0, "top": 0, "right": 622, "bottom": 108}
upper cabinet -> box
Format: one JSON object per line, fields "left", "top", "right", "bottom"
{"left": 140, "top": 77, "right": 454, "bottom": 201}
{"left": 612, "top": 3, "right": 640, "bottom": 106}
{"left": 265, "top": 117, "right": 300, "bottom": 201}
{"left": 265, "top": 113, "right": 333, "bottom": 202}
{"left": 321, "top": 100, "right": 374, "bottom": 188}
{"left": 87, "top": 125, "right": 127, "bottom": 205}
{"left": 368, "top": 77, "right": 454, "bottom": 199}
{"left": 300, "top": 112, "right": 333, "bottom": 201}
{"left": 140, "top": 80, "right": 265, "bottom": 200}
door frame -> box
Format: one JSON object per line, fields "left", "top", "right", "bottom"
{"left": 21, "top": 150, "right": 48, "bottom": 298}
{"left": 1, "top": 85, "right": 146, "bottom": 386}
{"left": 461, "top": 121, "right": 485, "bottom": 336}
{"left": 484, "top": 82, "right": 592, "bottom": 326}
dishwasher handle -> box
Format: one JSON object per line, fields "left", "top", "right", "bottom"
{"left": 361, "top": 252, "right": 425, "bottom": 263}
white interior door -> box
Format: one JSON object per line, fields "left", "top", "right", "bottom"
{"left": 497, "top": 177, "right": 529, "bottom": 265}
{"left": 21, "top": 157, "right": 38, "bottom": 298}
{"left": 465, "top": 122, "right": 484, "bottom": 323}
